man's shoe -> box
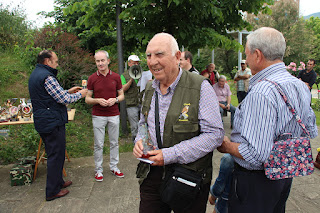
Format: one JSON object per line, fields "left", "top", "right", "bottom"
{"left": 46, "top": 189, "right": 69, "bottom": 201}
{"left": 111, "top": 169, "right": 124, "bottom": 178}
{"left": 95, "top": 172, "right": 103, "bottom": 181}
{"left": 62, "top": 180, "right": 72, "bottom": 188}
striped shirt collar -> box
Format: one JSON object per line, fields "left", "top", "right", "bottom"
{"left": 249, "top": 62, "right": 285, "bottom": 88}
{"left": 152, "top": 68, "right": 183, "bottom": 94}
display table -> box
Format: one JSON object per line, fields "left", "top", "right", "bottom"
{"left": 0, "top": 109, "right": 76, "bottom": 181}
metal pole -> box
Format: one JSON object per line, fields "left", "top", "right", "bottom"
{"left": 116, "top": 1, "right": 128, "bottom": 135}
{"left": 211, "top": 49, "right": 215, "bottom": 64}
{"left": 238, "top": 31, "right": 242, "bottom": 70}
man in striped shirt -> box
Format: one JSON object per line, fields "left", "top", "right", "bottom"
{"left": 218, "top": 27, "right": 318, "bottom": 212}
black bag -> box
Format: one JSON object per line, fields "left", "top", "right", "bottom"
{"left": 160, "top": 166, "right": 203, "bottom": 211}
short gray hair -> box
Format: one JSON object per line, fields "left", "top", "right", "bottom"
{"left": 219, "top": 75, "right": 227, "bottom": 81}
{"left": 151, "top": 33, "right": 179, "bottom": 56}
{"left": 95, "top": 50, "right": 109, "bottom": 59}
{"left": 246, "top": 27, "right": 286, "bottom": 61}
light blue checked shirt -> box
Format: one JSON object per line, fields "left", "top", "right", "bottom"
{"left": 44, "top": 76, "right": 81, "bottom": 104}
{"left": 231, "top": 62, "right": 318, "bottom": 170}
{"left": 135, "top": 69, "right": 224, "bottom": 165}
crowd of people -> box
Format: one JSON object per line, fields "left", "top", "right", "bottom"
{"left": 28, "top": 27, "right": 318, "bottom": 213}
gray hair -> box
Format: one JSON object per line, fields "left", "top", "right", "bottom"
{"left": 95, "top": 50, "right": 109, "bottom": 59}
{"left": 246, "top": 27, "right": 286, "bottom": 61}
{"left": 151, "top": 33, "right": 179, "bottom": 56}
{"left": 219, "top": 75, "right": 227, "bottom": 81}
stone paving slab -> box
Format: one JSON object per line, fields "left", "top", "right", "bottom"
{"left": 0, "top": 116, "right": 319, "bottom": 213}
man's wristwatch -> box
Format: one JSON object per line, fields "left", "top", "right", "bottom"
{"left": 115, "top": 97, "right": 119, "bottom": 103}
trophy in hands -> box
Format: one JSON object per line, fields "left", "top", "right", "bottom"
{"left": 139, "top": 124, "right": 154, "bottom": 158}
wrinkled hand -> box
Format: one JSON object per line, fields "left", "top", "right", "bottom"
{"left": 217, "top": 136, "right": 231, "bottom": 153}
{"left": 68, "top": 86, "right": 82, "bottom": 94}
{"left": 148, "top": 149, "right": 164, "bottom": 166}
{"left": 133, "top": 140, "right": 143, "bottom": 158}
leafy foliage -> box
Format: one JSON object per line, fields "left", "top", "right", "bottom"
{"left": 45, "top": 0, "right": 273, "bottom": 56}
{"left": 246, "top": 0, "right": 314, "bottom": 65}
{"left": 23, "top": 26, "right": 97, "bottom": 89}
{"left": 0, "top": 3, "right": 30, "bottom": 51}
{"left": 305, "top": 17, "right": 320, "bottom": 75}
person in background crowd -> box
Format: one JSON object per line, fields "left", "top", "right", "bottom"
{"left": 218, "top": 27, "right": 318, "bottom": 213}
{"left": 212, "top": 75, "right": 236, "bottom": 129}
{"left": 180, "top": 51, "right": 199, "bottom": 74}
{"left": 133, "top": 33, "right": 224, "bottom": 212}
{"left": 297, "top": 59, "right": 317, "bottom": 90}
{"left": 234, "top": 60, "right": 251, "bottom": 103}
{"left": 201, "top": 63, "right": 219, "bottom": 84}
{"left": 121, "top": 55, "right": 141, "bottom": 142}
{"left": 86, "top": 50, "right": 125, "bottom": 181}
{"left": 208, "top": 154, "right": 234, "bottom": 213}
{"left": 28, "top": 50, "right": 88, "bottom": 201}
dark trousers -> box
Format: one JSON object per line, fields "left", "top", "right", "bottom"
{"left": 228, "top": 164, "right": 292, "bottom": 213}
{"left": 139, "top": 166, "right": 210, "bottom": 213}
{"left": 40, "top": 125, "right": 66, "bottom": 198}
{"left": 236, "top": 91, "right": 247, "bottom": 104}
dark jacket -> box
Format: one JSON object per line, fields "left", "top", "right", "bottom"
{"left": 28, "top": 64, "right": 68, "bottom": 133}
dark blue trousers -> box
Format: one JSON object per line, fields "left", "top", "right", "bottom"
{"left": 40, "top": 125, "right": 66, "bottom": 198}
{"left": 228, "top": 164, "right": 292, "bottom": 213}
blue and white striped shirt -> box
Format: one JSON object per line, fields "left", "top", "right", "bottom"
{"left": 44, "top": 76, "right": 82, "bottom": 104}
{"left": 135, "top": 69, "right": 224, "bottom": 165}
{"left": 231, "top": 62, "right": 318, "bottom": 170}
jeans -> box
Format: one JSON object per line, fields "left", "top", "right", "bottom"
{"left": 126, "top": 106, "right": 140, "bottom": 142}
{"left": 210, "top": 154, "right": 234, "bottom": 213}
{"left": 236, "top": 91, "right": 247, "bottom": 104}
{"left": 219, "top": 101, "right": 236, "bottom": 126}
{"left": 92, "top": 115, "right": 120, "bottom": 173}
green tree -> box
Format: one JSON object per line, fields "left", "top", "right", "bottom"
{"left": 51, "top": 0, "right": 273, "bottom": 56}
{"left": 246, "top": 0, "right": 314, "bottom": 65}
{"left": 305, "top": 17, "right": 320, "bottom": 74}
{"left": 0, "top": 3, "right": 30, "bottom": 50}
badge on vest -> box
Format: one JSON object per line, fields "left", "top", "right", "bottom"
{"left": 179, "top": 103, "right": 190, "bottom": 121}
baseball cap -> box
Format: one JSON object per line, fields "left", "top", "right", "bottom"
{"left": 241, "top": 60, "right": 246, "bottom": 64}
{"left": 128, "top": 55, "right": 140, "bottom": 61}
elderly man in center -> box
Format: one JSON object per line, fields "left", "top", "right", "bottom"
{"left": 133, "top": 33, "right": 224, "bottom": 213}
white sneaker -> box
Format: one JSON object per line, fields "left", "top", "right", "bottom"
{"left": 95, "top": 172, "right": 103, "bottom": 181}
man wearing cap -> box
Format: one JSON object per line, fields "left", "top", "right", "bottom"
{"left": 234, "top": 60, "right": 252, "bottom": 103}
{"left": 121, "top": 55, "right": 141, "bottom": 142}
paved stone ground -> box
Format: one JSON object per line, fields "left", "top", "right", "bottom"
{"left": 0, "top": 115, "right": 319, "bottom": 213}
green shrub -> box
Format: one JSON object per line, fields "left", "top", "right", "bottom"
{"left": 0, "top": 3, "right": 29, "bottom": 51}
